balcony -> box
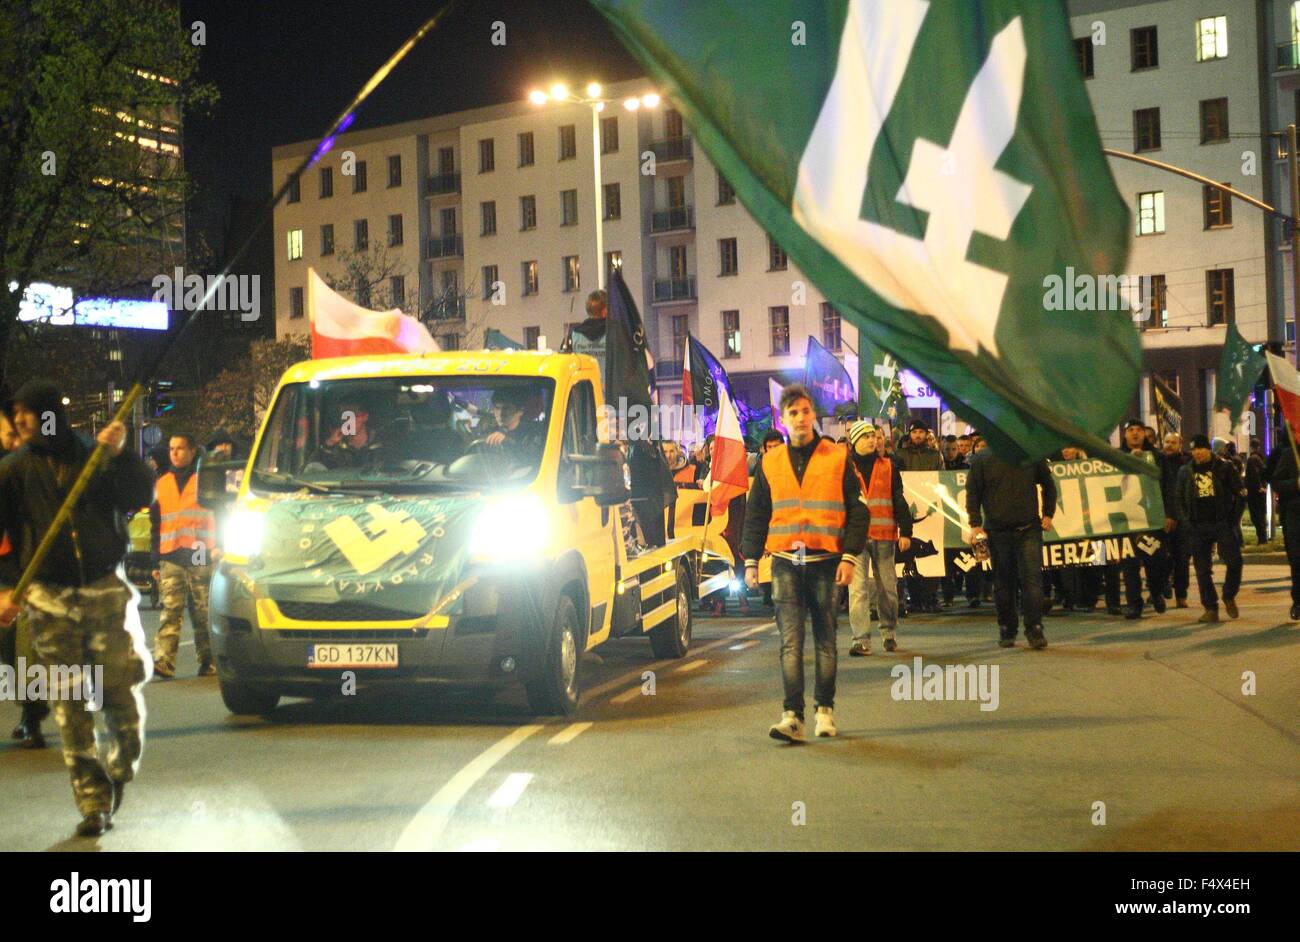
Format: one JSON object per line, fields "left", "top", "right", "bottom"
{"left": 427, "top": 234, "right": 463, "bottom": 258}
{"left": 653, "top": 276, "right": 696, "bottom": 303}
{"left": 426, "top": 172, "right": 461, "bottom": 195}
{"left": 426, "top": 296, "right": 465, "bottom": 321}
{"left": 654, "top": 359, "right": 684, "bottom": 381}
{"left": 650, "top": 136, "right": 692, "bottom": 162}
{"left": 649, "top": 205, "right": 695, "bottom": 234}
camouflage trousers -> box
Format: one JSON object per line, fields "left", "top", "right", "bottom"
{"left": 25, "top": 572, "right": 150, "bottom": 816}
{"left": 153, "top": 561, "right": 212, "bottom": 669}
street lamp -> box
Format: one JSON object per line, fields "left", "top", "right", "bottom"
{"left": 528, "top": 81, "right": 660, "bottom": 289}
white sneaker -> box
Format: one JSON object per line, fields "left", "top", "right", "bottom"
{"left": 768, "top": 710, "right": 805, "bottom": 743}
{"left": 814, "top": 706, "right": 837, "bottom": 738}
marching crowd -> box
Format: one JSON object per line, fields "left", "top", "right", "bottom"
{"left": 664, "top": 382, "right": 1298, "bottom": 744}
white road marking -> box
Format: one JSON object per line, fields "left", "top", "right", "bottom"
{"left": 729, "top": 640, "right": 759, "bottom": 651}
{"left": 548, "top": 721, "right": 593, "bottom": 745}
{"left": 673, "top": 659, "right": 707, "bottom": 673}
{"left": 585, "top": 621, "right": 773, "bottom": 703}
{"left": 394, "top": 724, "right": 543, "bottom": 851}
{"left": 487, "top": 772, "right": 534, "bottom": 809}
{"left": 610, "top": 687, "right": 643, "bottom": 705}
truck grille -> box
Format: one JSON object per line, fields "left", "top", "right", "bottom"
{"left": 274, "top": 599, "right": 428, "bottom": 623}
{"left": 276, "top": 628, "right": 428, "bottom": 641}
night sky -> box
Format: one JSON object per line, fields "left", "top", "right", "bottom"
{"left": 179, "top": 0, "right": 640, "bottom": 257}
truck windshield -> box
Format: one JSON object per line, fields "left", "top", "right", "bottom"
{"left": 250, "top": 375, "right": 555, "bottom": 492}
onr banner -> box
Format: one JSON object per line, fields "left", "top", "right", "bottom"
{"left": 900, "top": 458, "right": 1165, "bottom": 573}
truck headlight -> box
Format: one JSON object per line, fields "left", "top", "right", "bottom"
{"left": 469, "top": 494, "right": 550, "bottom": 563}
{"left": 223, "top": 509, "right": 267, "bottom": 561}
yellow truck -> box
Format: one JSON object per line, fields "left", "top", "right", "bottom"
{"left": 199, "top": 350, "right": 696, "bottom": 716}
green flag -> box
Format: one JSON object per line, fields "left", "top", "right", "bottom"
{"left": 1214, "top": 323, "right": 1265, "bottom": 427}
{"left": 592, "top": 0, "right": 1149, "bottom": 473}
{"left": 484, "top": 327, "right": 524, "bottom": 350}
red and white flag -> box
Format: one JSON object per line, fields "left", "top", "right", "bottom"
{"left": 707, "top": 385, "right": 749, "bottom": 515}
{"left": 681, "top": 342, "right": 694, "bottom": 407}
{"left": 1268, "top": 351, "right": 1300, "bottom": 444}
{"left": 307, "top": 268, "right": 439, "bottom": 359}
{"left": 768, "top": 378, "right": 788, "bottom": 438}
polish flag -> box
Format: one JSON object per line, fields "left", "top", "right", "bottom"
{"left": 768, "top": 378, "right": 788, "bottom": 438}
{"left": 708, "top": 385, "right": 749, "bottom": 515}
{"left": 681, "top": 343, "right": 694, "bottom": 407}
{"left": 307, "top": 268, "right": 439, "bottom": 359}
{"left": 1267, "top": 351, "right": 1300, "bottom": 445}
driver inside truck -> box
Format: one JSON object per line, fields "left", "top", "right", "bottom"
{"left": 313, "top": 395, "right": 391, "bottom": 469}
{"left": 482, "top": 386, "right": 546, "bottom": 465}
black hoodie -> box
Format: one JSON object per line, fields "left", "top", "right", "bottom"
{"left": 0, "top": 381, "right": 155, "bottom": 588}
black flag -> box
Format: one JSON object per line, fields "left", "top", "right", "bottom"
{"left": 606, "top": 269, "right": 655, "bottom": 411}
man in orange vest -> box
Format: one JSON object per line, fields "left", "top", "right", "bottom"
{"left": 844, "top": 421, "right": 912, "bottom": 656}
{"left": 150, "top": 434, "right": 218, "bottom": 678}
{"left": 741, "top": 384, "right": 867, "bottom": 742}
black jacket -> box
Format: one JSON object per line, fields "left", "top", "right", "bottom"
{"left": 849, "top": 450, "right": 913, "bottom": 538}
{"left": 1175, "top": 455, "right": 1245, "bottom": 526}
{"left": 0, "top": 436, "right": 155, "bottom": 589}
{"left": 965, "top": 449, "right": 1057, "bottom": 531}
{"left": 894, "top": 441, "right": 944, "bottom": 472}
{"left": 1122, "top": 444, "right": 1178, "bottom": 519}
{"left": 1268, "top": 446, "right": 1300, "bottom": 512}
{"left": 739, "top": 435, "right": 868, "bottom": 563}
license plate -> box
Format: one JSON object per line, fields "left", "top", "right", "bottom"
{"left": 307, "top": 644, "right": 399, "bottom": 669}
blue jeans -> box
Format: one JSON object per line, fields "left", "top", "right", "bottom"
{"left": 771, "top": 557, "right": 838, "bottom": 715}
{"left": 988, "top": 527, "right": 1044, "bottom": 635}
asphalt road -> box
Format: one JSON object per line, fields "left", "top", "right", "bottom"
{"left": 1, "top": 562, "right": 1297, "bottom": 851}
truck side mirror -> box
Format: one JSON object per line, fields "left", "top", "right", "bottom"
{"left": 565, "top": 446, "right": 630, "bottom": 507}
{"left": 197, "top": 460, "right": 241, "bottom": 510}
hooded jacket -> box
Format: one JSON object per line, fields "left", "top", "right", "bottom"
{"left": 0, "top": 381, "right": 155, "bottom": 588}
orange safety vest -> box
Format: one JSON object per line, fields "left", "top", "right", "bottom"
{"left": 157, "top": 471, "right": 216, "bottom": 555}
{"left": 673, "top": 464, "right": 696, "bottom": 485}
{"left": 762, "top": 439, "right": 847, "bottom": 554}
{"left": 863, "top": 456, "right": 898, "bottom": 541}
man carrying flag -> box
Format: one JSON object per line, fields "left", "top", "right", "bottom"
{"left": 705, "top": 386, "right": 752, "bottom": 614}
{"left": 741, "top": 383, "right": 867, "bottom": 742}
{"left": 1265, "top": 351, "right": 1300, "bottom": 620}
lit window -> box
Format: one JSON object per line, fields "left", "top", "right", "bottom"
{"left": 1136, "top": 191, "right": 1165, "bottom": 236}
{"left": 1195, "top": 15, "right": 1227, "bottom": 62}
{"left": 287, "top": 229, "right": 303, "bottom": 260}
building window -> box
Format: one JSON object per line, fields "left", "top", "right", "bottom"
{"left": 356, "top": 282, "right": 370, "bottom": 308}
{"left": 524, "top": 326, "right": 540, "bottom": 350}
{"left": 287, "top": 228, "right": 303, "bottom": 261}
{"left": 289, "top": 287, "right": 304, "bottom": 318}
{"left": 478, "top": 137, "right": 495, "bottom": 173}
{"left": 520, "top": 195, "right": 537, "bottom": 231}
{"left": 439, "top": 207, "right": 456, "bottom": 236}
{"left": 354, "top": 219, "right": 368, "bottom": 251}
{"left": 1195, "top": 15, "right": 1228, "bottom": 62}
{"left": 481, "top": 200, "right": 497, "bottom": 236}
{"left": 1075, "top": 36, "right": 1094, "bottom": 78}
{"left": 353, "top": 160, "right": 367, "bottom": 193}
{"left": 670, "top": 314, "right": 689, "bottom": 361}
{"left": 320, "top": 224, "right": 334, "bottom": 256}
{"left": 559, "top": 124, "right": 576, "bottom": 160}
{"left": 769, "top": 306, "right": 790, "bottom": 356}
{"left": 563, "top": 255, "right": 580, "bottom": 292}
{"left": 1203, "top": 183, "right": 1233, "bottom": 229}
{"left": 518, "top": 131, "right": 534, "bottom": 167}
{"left": 666, "top": 175, "right": 686, "bottom": 209}
{"left": 722, "top": 310, "right": 741, "bottom": 358}
{"left": 441, "top": 333, "right": 460, "bottom": 352}
{"left": 665, "top": 108, "right": 684, "bottom": 139}
{"left": 390, "top": 275, "right": 405, "bottom": 307}
{"left": 605, "top": 250, "right": 622, "bottom": 280}
{"left": 821, "top": 302, "right": 842, "bottom": 352}
{"left": 1200, "top": 98, "right": 1229, "bottom": 144}
{"left": 718, "top": 171, "right": 736, "bottom": 205}
{"left": 1207, "top": 269, "right": 1235, "bottom": 325}
{"left": 522, "top": 260, "right": 539, "bottom": 296}
{"left": 1138, "top": 274, "right": 1168, "bottom": 330}
{"left": 603, "top": 182, "right": 621, "bottom": 220}
{"left": 720, "top": 237, "right": 738, "bottom": 276}
{"left": 1136, "top": 191, "right": 1165, "bottom": 235}
{"left": 319, "top": 167, "right": 333, "bottom": 198}
{"left": 437, "top": 146, "right": 455, "bottom": 174}
{"left": 1133, "top": 107, "right": 1161, "bottom": 152}
{"left": 481, "top": 264, "right": 499, "bottom": 300}
{"left": 387, "top": 155, "right": 402, "bottom": 188}
{"left": 388, "top": 214, "right": 404, "bottom": 247}
{"left": 1131, "top": 26, "right": 1158, "bottom": 70}
{"left": 560, "top": 189, "right": 578, "bottom": 226}
{"left": 768, "top": 235, "right": 788, "bottom": 271}
{"left": 600, "top": 115, "right": 619, "bottom": 154}
{"left": 669, "top": 244, "right": 688, "bottom": 280}
{"left": 287, "top": 175, "right": 300, "bottom": 203}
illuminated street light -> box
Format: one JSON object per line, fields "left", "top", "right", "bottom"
{"left": 526, "top": 80, "right": 661, "bottom": 289}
